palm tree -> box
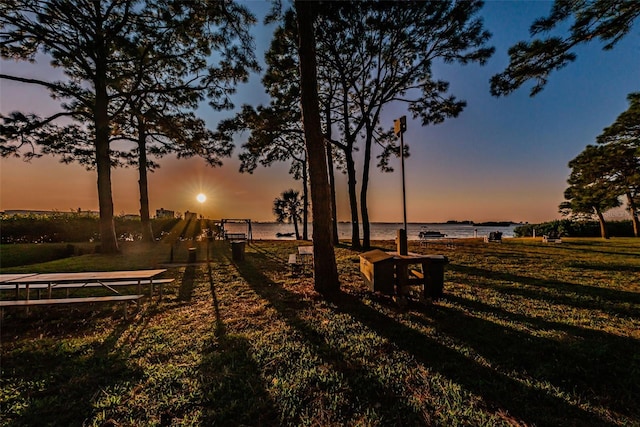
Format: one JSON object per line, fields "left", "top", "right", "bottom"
{"left": 273, "top": 189, "right": 303, "bottom": 240}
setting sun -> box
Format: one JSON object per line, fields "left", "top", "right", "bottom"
{"left": 196, "top": 193, "right": 206, "bottom": 203}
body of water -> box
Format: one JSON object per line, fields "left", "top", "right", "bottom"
{"left": 221, "top": 222, "right": 520, "bottom": 240}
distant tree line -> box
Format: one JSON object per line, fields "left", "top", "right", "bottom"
{"left": 0, "top": 213, "right": 219, "bottom": 245}
{"left": 514, "top": 220, "right": 635, "bottom": 239}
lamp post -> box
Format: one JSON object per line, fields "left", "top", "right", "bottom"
{"left": 394, "top": 116, "right": 408, "bottom": 255}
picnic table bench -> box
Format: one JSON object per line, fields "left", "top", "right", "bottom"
{"left": 0, "top": 278, "right": 174, "bottom": 299}
{"left": 484, "top": 231, "right": 503, "bottom": 243}
{"left": 542, "top": 234, "right": 562, "bottom": 243}
{"left": 0, "top": 295, "right": 144, "bottom": 319}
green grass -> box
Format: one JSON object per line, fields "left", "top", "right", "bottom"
{"left": 0, "top": 242, "right": 97, "bottom": 268}
{"left": 1, "top": 237, "right": 639, "bottom": 426}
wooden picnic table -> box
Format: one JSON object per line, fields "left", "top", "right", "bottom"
{"left": 360, "top": 250, "right": 448, "bottom": 302}
{"left": 285, "top": 246, "right": 314, "bottom": 275}
{"left": 387, "top": 252, "right": 448, "bottom": 301}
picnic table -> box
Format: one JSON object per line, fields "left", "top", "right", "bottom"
{"left": 388, "top": 251, "right": 448, "bottom": 301}
{"left": 0, "top": 270, "right": 171, "bottom": 318}
{"left": 298, "top": 245, "right": 313, "bottom": 256}
{"left": 359, "top": 250, "right": 448, "bottom": 303}
{"left": 288, "top": 246, "right": 314, "bottom": 275}
{"left": 298, "top": 246, "right": 314, "bottom": 268}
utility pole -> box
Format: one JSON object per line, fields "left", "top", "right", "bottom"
{"left": 394, "top": 116, "right": 408, "bottom": 255}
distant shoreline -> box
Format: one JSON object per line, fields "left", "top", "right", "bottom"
{"left": 333, "top": 220, "right": 523, "bottom": 226}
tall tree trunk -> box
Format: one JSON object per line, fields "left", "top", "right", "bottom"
{"left": 326, "top": 142, "right": 339, "bottom": 245}
{"left": 345, "top": 152, "right": 361, "bottom": 249}
{"left": 137, "top": 119, "right": 154, "bottom": 242}
{"left": 360, "top": 127, "right": 374, "bottom": 250}
{"left": 94, "top": 62, "right": 118, "bottom": 253}
{"left": 293, "top": 215, "right": 300, "bottom": 240}
{"left": 302, "top": 161, "right": 309, "bottom": 240}
{"left": 324, "top": 100, "right": 339, "bottom": 245}
{"left": 296, "top": 0, "right": 339, "bottom": 294}
{"left": 625, "top": 190, "right": 640, "bottom": 237}
{"left": 594, "top": 207, "right": 609, "bottom": 239}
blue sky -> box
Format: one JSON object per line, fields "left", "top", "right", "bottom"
{"left": 1, "top": 1, "right": 638, "bottom": 223}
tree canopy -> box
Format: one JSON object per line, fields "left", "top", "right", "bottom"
{"left": 316, "top": 0, "right": 494, "bottom": 248}
{"left": 273, "top": 189, "right": 303, "bottom": 240}
{"left": 491, "top": 0, "right": 640, "bottom": 97}
{"left": 596, "top": 92, "right": 640, "bottom": 236}
{"left": 220, "top": 11, "right": 310, "bottom": 239}
{"left": 560, "top": 144, "right": 622, "bottom": 238}
{"left": 1, "top": 0, "right": 257, "bottom": 252}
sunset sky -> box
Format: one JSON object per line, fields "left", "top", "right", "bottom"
{"left": 1, "top": 1, "right": 638, "bottom": 223}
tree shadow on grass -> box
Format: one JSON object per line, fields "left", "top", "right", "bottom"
{"left": 230, "top": 250, "right": 428, "bottom": 425}
{"left": 327, "top": 291, "right": 616, "bottom": 426}
{"left": 205, "top": 263, "right": 225, "bottom": 337}
{"left": 198, "top": 333, "right": 278, "bottom": 426}
{"left": 246, "top": 242, "right": 288, "bottom": 264}
{"left": 207, "top": 245, "right": 634, "bottom": 425}
{"left": 550, "top": 242, "right": 640, "bottom": 258}
{"left": 414, "top": 295, "right": 640, "bottom": 421}
{"left": 197, "top": 261, "right": 278, "bottom": 426}
{"left": 567, "top": 261, "right": 640, "bottom": 273}
{"left": 1, "top": 322, "right": 143, "bottom": 426}
{"left": 450, "top": 264, "right": 640, "bottom": 317}
{"left": 177, "top": 264, "right": 196, "bottom": 301}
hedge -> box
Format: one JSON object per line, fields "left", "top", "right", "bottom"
{"left": 0, "top": 213, "right": 219, "bottom": 244}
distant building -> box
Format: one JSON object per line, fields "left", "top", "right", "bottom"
{"left": 2, "top": 209, "right": 99, "bottom": 217}
{"left": 156, "top": 208, "right": 175, "bottom": 219}
{"left": 184, "top": 211, "right": 197, "bottom": 221}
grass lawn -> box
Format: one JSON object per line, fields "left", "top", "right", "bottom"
{"left": 1, "top": 238, "right": 639, "bottom": 426}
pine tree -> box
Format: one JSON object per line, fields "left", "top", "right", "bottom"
{"left": 596, "top": 93, "right": 640, "bottom": 236}
{"left": 491, "top": 0, "right": 640, "bottom": 96}
{"left": 560, "top": 145, "right": 622, "bottom": 238}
